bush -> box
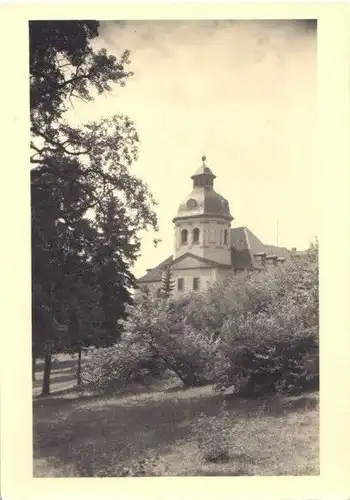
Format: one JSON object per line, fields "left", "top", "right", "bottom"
{"left": 214, "top": 304, "right": 318, "bottom": 396}
{"left": 194, "top": 402, "right": 232, "bottom": 463}
{"left": 84, "top": 243, "right": 318, "bottom": 397}
{"left": 81, "top": 341, "right": 165, "bottom": 395}
{"left": 213, "top": 246, "right": 319, "bottom": 396}
{"left": 122, "top": 294, "right": 216, "bottom": 387}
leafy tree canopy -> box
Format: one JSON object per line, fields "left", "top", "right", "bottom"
{"left": 30, "top": 21, "right": 159, "bottom": 393}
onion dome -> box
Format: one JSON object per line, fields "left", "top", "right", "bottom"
{"left": 173, "top": 156, "right": 233, "bottom": 222}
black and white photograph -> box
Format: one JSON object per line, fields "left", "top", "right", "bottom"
{"left": 30, "top": 19, "right": 319, "bottom": 477}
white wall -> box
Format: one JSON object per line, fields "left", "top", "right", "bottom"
{"left": 174, "top": 218, "right": 231, "bottom": 264}
{"left": 137, "top": 264, "right": 233, "bottom": 299}
{"left": 170, "top": 266, "right": 215, "bottom": 297}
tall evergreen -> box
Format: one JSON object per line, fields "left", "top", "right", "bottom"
{"left": 30, "top": 21, "right": 159, "bottom": 395}
{"left": 160, "top": 267, "right": 175, "bottom": 298}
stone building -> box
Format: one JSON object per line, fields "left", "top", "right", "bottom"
{"left": 137, "top": 156, "right": 291, "bottom": 297}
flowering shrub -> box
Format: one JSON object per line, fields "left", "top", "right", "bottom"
{"left": 121, "top": 294, "right": 215, "bottom": 387}
{"left": 82, "top": 243, "right": 318, "bottom": 397}
{"left": 81, "top": 340, "right": 165, "bottom": 394}
{"left": 194, "top": 402, "right": 232, "bottom": 463}
{"left": 214, "top": 305, "right": 318, "bottom": 396}
{"left": 213, "top": 245, "right": 319, "bottom": 396}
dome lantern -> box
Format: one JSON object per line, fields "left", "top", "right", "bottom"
{"left": 173, "top": 155, "right": 233, "bottom": 223}
{"left": 190, "top": 155, "right": 216, "bottom": 189}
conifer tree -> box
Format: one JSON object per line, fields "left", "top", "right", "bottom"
{"left": 30, "top": 21, "right": 159, "bottom": 395}
{"left": 160, "top": 267, "right": 175, "bottom": 298}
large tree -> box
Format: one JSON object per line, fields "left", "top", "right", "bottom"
{"left": 30, "top": 21, "right": 159, "bottom": 395}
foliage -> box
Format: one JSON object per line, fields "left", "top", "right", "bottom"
{"left": 194, "top": 402, "right": 232, "bottom": 463}
{"left": 81, "top": 341, "right": 165, "bottom": 395}
{"left": 121, "top": 294, "right": 216, "bottom": 387}
{"left": 181, "top": 269, "right": 280, "bottom": 336}
{"left": 82, "top": 242, "right": 318, "bottom": 397}
{"left": 83, "top": 292, "right": 215, "bottom": 393}
{"left": 30, "top": 21, "right": 159, "bottom": 394}
{"left": 213, "top": 244, "right": 319, "bottom": 396}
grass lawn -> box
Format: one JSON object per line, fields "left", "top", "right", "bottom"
{"left": 33, "top": 354, "right": 319, "bottom": 477}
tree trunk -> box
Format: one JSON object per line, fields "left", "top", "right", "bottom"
{"left": 41, "top": 353, "right": 52, "bottom": 396}
{"left": 32, "top": 354, "right": 36, "bottom": 382}
{"left": 76, "top": 347, "right": 82, "bottom": 387}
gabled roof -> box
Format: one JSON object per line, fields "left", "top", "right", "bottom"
{"left": 137, "top": 254, "right": 173, "bottom": 283}
{"left": 137, "top": 252, "right": 231, "bottom": 283}
{"left": 244, "top": 227, "right": 290, "bottom": 259}
{"left": 230, "top": 227, "right": 291, "bottom": 270}
{"left": 149, "top": 254, "right": 173, "bottom": 271}
{"left": 137, "top": 226, "right": 293, "bottom": 283}
{"left": 168, "top": 252, "right": 231, "bottom": 270}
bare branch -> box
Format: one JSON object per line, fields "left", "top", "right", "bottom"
{"left": 56, "top": 70, "right": 92, "bottom": 93}
{"left": 31, "top": 128, "right": 91, "bottom": 157}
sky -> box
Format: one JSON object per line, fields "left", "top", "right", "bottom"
{"left": 66, "top": 20, "right": 317, "bottom": 279}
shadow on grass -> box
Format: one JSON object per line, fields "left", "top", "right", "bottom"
{"left": 36, "top": 358, "right": 90, "bottom": 378}
{"left": 34, "top": 392, "right": 103, "bottom": 412}
{"left": 224, "top": 392, "right": 318, "bottom": 417}
{"left": 36, "top": 358, "right": 78, "bottom": 371}
{"left": 45, "top": 372, "right": 77, "bottom": 385}
{"left": 33, "top": 389, "right": 223, "bottom": 472}
{"left": 50, "top": 367, "right": 77, "bottom": 377}
{"left": 33, "top": 383, "right": 169, "bottom": 410}
{"left": 33, "top": 376, "right": 318, "bottom": 477}
{"left": 33, "top": 380, "right": 318, "bottom": 478}
{"left": 33, "top": 358, "right": 92, "bottom": 397}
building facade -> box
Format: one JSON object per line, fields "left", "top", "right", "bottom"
{"left": 137, "top": 156, "right": 291, "bottom": 297}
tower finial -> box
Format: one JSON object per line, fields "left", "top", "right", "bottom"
{"left": 201, "top": 154, "right": 206, "bottom": 164}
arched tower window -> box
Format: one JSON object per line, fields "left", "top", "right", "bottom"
{"left": 224, "top": 229, "right": 228, "bottom": 245}
{"left": 181, "top": 229, "right": 188, "bottom": 245}
{"left": 193, "top": 228, "right": 200, "bottom": 244}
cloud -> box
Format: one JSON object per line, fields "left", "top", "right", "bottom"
{"left": 74, "top": 20, "right": 317, "bottom": 277}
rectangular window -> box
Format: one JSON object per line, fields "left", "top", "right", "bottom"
{"left": 193, "top": 277, "right": 199, "bottom": 291}
{"left": 178, "top": 278, "right": 184, "bottom": 291}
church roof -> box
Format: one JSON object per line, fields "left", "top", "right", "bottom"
{"left": 191, "top": 165, "right": 216, "bottom": 178}
{"left": 230, "top": 227, "right": 290, "bottom": 270}
{"left": 168, "top": 252, "right": 231, "bottom": 270}
{"left": 137, "top": 226, "right": 292, "bottom": 283}
{"left": 138, "top": 255, "right": 174, "bottom": 283}
{"left": 174, "top": 188, "right": 233, "bottom": 221}
{"left": 173, "top": 156, "right": 232, "bottom": 222}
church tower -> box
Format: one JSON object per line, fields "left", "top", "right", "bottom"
{"left": 172, "top": 156, "right": 233, "bottom": 265}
